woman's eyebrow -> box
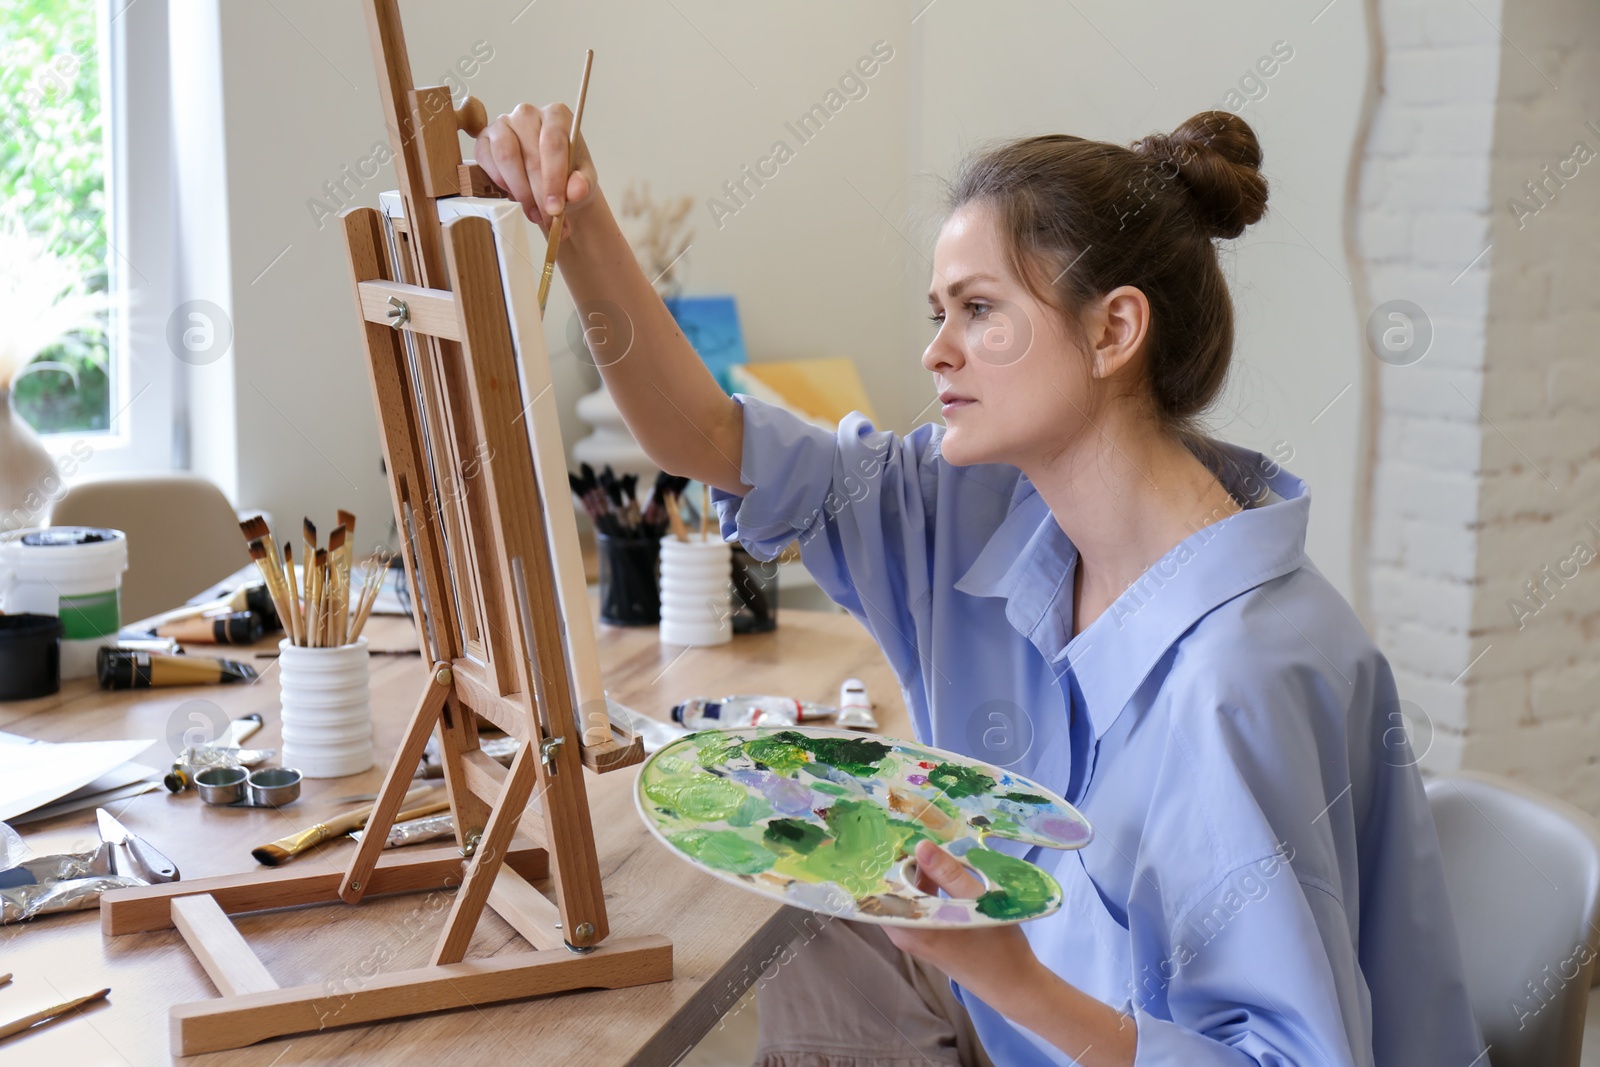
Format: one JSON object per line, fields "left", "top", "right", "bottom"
{"left": 929, "top": 272, "right": 1001, "bottom": 303}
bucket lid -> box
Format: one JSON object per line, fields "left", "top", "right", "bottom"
{"left": 0, "top": 526, "right": 128, "bottom": 573}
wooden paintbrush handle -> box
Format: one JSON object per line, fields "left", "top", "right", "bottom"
{"left": 0, "top": 988, "right": 110, "bottom": 1041}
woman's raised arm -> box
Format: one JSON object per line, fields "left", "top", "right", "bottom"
{"left": 475, "top": 102, "right": 744, "bottom": 494}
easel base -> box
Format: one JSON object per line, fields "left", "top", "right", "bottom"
{"left": 171, "top": 934, "right": 674, "bottom": 1054}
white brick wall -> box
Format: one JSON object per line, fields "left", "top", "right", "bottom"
{"left": 1360, "top": 0, "right": 1600, "bottom": 812}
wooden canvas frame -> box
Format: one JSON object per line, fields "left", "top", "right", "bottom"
{"left": 100, "top": 1, "right": 670, "bottom": 1054}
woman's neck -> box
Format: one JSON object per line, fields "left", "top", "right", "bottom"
{"left": 1022, "top": 408, "right": 1242, "bottom": 636}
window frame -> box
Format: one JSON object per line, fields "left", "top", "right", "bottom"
{"left": 42, "top": 0, "right": 175, "bottom": 478}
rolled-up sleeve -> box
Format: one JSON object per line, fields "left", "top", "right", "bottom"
{"left": 710, "top": 394, "right": 939, "bottom": 676}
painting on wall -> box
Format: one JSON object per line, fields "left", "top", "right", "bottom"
{"left": 665, "top": 295, "right": 747, "bottom": 394}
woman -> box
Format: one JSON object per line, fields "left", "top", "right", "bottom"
{"left": 476, "top": 105, "right": 1485, "bottom": 1066}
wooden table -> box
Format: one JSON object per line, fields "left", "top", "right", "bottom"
{"left": 0, "top": 603, "right": 907, "bottom": 1065}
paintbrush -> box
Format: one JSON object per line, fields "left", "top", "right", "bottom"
{"left": 328, "top": 524, "right": 348, "bottom": 647}
{"left": 239, "top": 516, "right": 293, "bottom": 628}
{"left": 665, "top": 491, "right": 689, "bottom": 542}
{"left": 302, "top": 519, "right": 317, "bottom": 645}
{"left": 313, "top": 548, "right": 330, "bottom": 647}
{"left": 244, "top": 539, "right": 291, "bottom": 633}
{"left": 280, "top": 543, "right": 302, "bottom": 646}
{"left": 537, "top": 48, "right": 594, "bottom": 315}
{"left": 336, "top": 510, "right": 356, "bottom": 641}
{"left": 0, "top": 987, "right": 110, "bottom": 1042}
{"left": 347, "top": 552, "right": 386, "bottom": 644}
{"left": 250, "top": 784, "right": 442, "bottom": 866}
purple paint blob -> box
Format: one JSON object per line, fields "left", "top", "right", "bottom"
{"left": 935, "top": 903, "right": 971, "bottom": 923}
{"left": 1031, "top": 814, "right": 1090, "bottom": 844}
{"left": 764, "top": 776, "right": 815, "bottom": 816}
{"left": 906, "top": 774, "right": 928, "bottom": 785}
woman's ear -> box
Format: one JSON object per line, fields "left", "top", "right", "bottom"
{"left": 1088, "top": 285, "right": 1150, "bottom": 380}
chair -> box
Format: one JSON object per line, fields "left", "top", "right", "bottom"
{"left": 1426, "top": 770, "right": 1600, "bottom": 1067}
{"left": 49, "top": 474, "right": 251, "bottom": 624}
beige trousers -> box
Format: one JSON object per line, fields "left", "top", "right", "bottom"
{"left": 753, "top": 917, "right": 994, "bottom": 1067}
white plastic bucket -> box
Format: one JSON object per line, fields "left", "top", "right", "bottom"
{"left": 0, "top": 527, "right": 127, "bottom": 680}
{"left": 278, "top": 637, "right": 373, "bottom": 778}
{"left": 658, "top": 536, "right": 732, "bottom": 647}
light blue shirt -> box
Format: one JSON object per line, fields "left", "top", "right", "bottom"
{"left": 712, "top": 394, "right": 1485, "bottom": 1067}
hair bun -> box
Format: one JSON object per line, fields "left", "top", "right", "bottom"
{"left": 1134, "top": 111, "right": 1268, "bottom": 239}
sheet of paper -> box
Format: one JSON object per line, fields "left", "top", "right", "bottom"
{"left": 0, "top": 732, "right": 157, "bottom": 823}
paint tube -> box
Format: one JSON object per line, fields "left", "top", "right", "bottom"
{"left": 96, "top": 648, "right": 258, "bottom": 689}
{"left": 835, "top": 677, "right": 877, "bottom": 730}
{"left": 670, "top": 695, "right": 837, "bottom": 729}
{"left": 155, "top": 610, "right": 266, "bottom": 645}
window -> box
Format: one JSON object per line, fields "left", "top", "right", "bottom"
{"left": 1, "top": 0, "right": 111, "bottom": 433}
{"left": 2, "top": 0, "right": 174, "bottom": 484}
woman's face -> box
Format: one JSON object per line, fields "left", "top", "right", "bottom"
{"left": 923, "top": 202, "right": 1097, "bottom": 470}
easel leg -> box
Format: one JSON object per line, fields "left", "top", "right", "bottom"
{"left": 432, "top": 742, "right": 540, "bottom": 964}
{"left": 339, "top": 666, "right": 452, "bottom": 903}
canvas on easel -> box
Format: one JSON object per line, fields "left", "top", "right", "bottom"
{"left": 98, "top": 1, "right": 671, "bottom": 1054}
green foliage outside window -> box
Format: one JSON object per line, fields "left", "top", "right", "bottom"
{"left": 0, "top": 0, "right": 111, "bottom": 434}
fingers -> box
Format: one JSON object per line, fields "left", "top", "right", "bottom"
{"left": 914, "top": 839, "right": 987, "bottom": 898}
{"left": 483, "top": 117, "right": 538, "bottom": 221}
{"left": 470, "top": 103, "right": 593, "bottom": 225}
{"left": 538, "top": 103, "right": 574, "bottom": 217}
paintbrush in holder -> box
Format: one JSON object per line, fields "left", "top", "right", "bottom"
{"left": 238, "top": 511, "right": 391, "bottom": 778}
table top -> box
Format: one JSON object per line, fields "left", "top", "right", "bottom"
{"left": 0, "top": 603, "right": 907, "bottom": 1065}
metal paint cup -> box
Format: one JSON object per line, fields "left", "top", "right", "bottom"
{"left": 194, "top": 765, "right": 248, "bottom": 805}
{"left": 246, "top": 767, "right": 302, "bottom": 807}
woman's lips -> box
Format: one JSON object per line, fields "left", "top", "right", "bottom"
{"left": 941, "top": 398, "right": 975, "bottom": 415}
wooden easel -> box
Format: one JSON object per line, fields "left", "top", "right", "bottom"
{"left": 99, "top": 2, "right": 671, "bottom": 1054}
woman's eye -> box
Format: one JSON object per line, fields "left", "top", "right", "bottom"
{"left": 967, "top": 301, "right": 992, "bottom": 318}
{"left": 927, "top": 313, "right": 944, "bottom": 327}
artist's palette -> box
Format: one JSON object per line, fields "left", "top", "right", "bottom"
{"left": 635, "top": 726, "right": 1093, "bottom": 928}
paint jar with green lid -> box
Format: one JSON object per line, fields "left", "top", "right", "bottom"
{"left": 0, "top": 526, "right": 128, "bottom": 681}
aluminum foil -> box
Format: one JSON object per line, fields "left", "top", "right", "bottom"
{"left": 0, "top": 824, "right": 144, "bottom": 924}
{"left": 166, "top": 744, "right": 277, "bottom": 791}
{"left": 349, "top": 811, "right": 455, "bottom": 849}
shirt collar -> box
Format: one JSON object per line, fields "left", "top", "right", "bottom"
{"left": 954, "top": 443, "right": 1312, "bottom": 741}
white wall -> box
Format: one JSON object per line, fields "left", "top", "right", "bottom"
{"left": 200, "top": 1, "right": 1367, "bottom": 596}
{"left": 208, "top": 0, "right": 910, "bottom": 550}
{"left": 908, "top": 0, "right": 1370, "bottom": 598}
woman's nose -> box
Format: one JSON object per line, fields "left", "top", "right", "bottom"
{"left": 921, "top": 322, "right": 964, "bottom": 375}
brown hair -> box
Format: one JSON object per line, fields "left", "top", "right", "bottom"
{"left": 945, "top": 110, "right": 1268, "bottom": 441}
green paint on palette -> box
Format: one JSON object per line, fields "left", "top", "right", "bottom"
{"left": 743, "top": 734, "right": 810, "bottom": 774}
{"left": 745, "top": 731, "right": 892, "bottom": 778}
{"left": 809, "top": 781, "right": 850, "bottom": 797}
{"left": 669, "top": 828, "right": 774, "bottom": 876}
{"left": 727, "top": 793, "right": 773, "bottom": 828}
{"left": 772, "top": 799, "right": 928, "bottom": 896}
{"left": 764, "top": 817, "right": 826, "bottom": 854}
{"left": 694, "top": 732, "right": 745, "bottom": 769}
{"left": 928, "top": 762, "right": 995, "bottom": 799}
{"left": 644, "top": 771, "right": 746, "bottom": 821}
{"left": 796, "top": 734, "right": 892, "bottom": 776}
{"left": 966, "top": 846, "right": 1059, "bottom": 920}
{"left": 997, "top": 791, "right": 1050, "bottom": 804}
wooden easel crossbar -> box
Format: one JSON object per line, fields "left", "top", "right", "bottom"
{"left": 100, "top": 1, "right": 671, "bottom": 1054}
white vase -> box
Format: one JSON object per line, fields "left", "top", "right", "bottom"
{"left": 0, "top": 387, "right": 56, "bottom": 529}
